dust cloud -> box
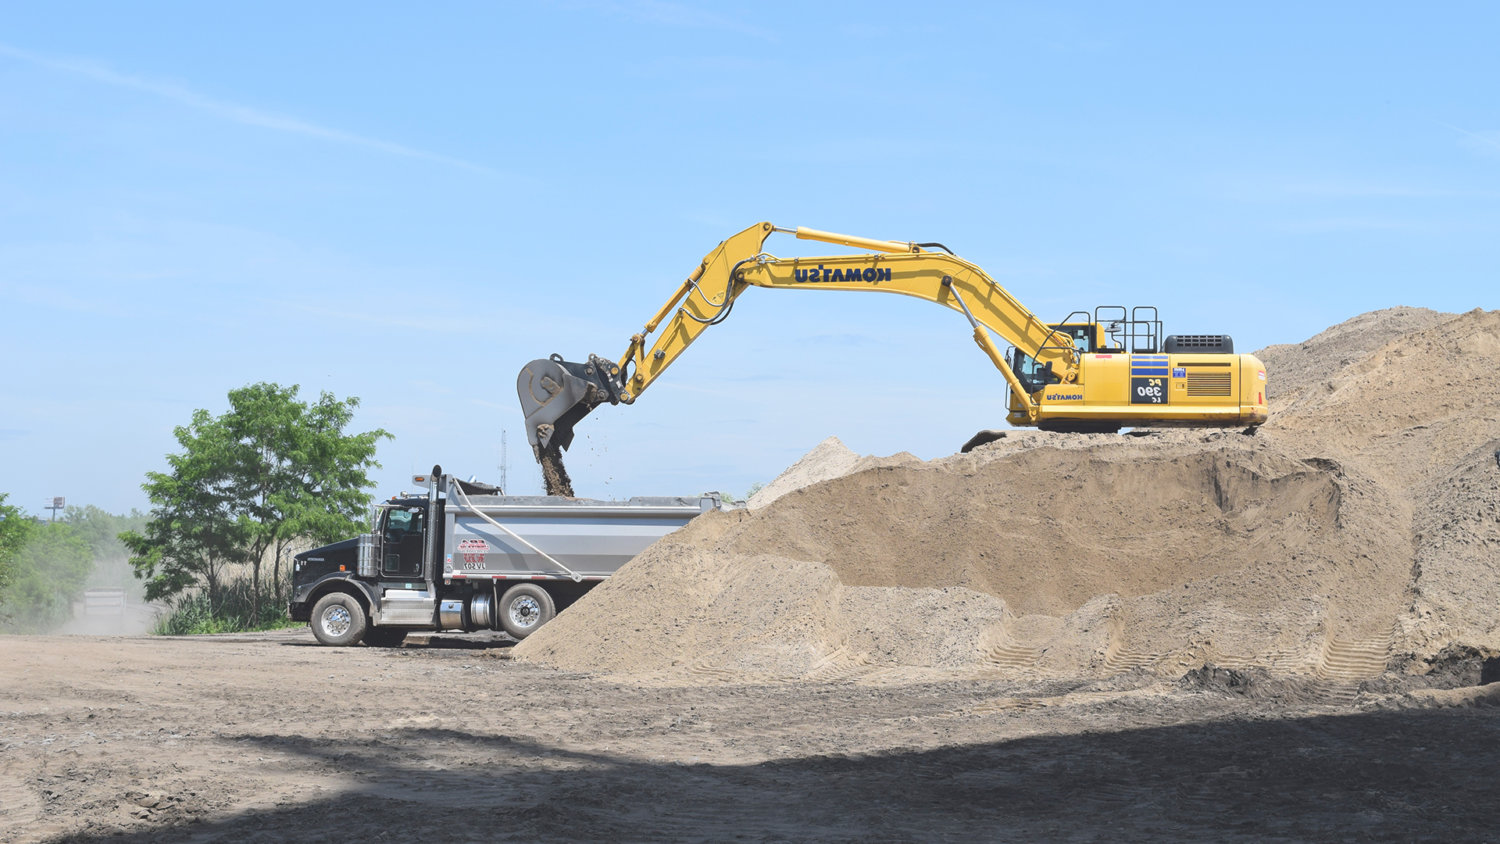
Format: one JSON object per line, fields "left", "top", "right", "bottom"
{"left": 57, "top": 553, "right": 162, "bottom": 636}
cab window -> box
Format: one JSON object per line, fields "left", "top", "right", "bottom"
{"left": 1052, "top": 324, "right": 1094, "bottom": 353}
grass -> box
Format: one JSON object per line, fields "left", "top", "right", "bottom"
{"left": 153, "top": 576, "right": 301, "bottom": 635}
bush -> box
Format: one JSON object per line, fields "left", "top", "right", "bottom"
{"left": 153, "top": 575, "right": 299, "bottom": 635}
{"left": 1, "top": 522, "right": 93, "bottom": 633}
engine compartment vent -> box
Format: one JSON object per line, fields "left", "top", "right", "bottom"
{"left": 1187, "top": 372, "right": 1233, "bottom": 396}
{"left": 1164, "top": 334, "right": 1234, "bottom": 354}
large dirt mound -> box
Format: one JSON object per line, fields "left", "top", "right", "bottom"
{"left": 1255, "top": 306, "right": 1453, "bottom": 403}
{"left": 746, "top": 437, "right": 919, "bottom": 510}
{"left": 1265, "top": 307, "right": 1500, "bottom": 490}
{"left": 517, "top": 308, "right": 1500, "bottom": 684}
{"left": 519, "top": 431, "right": 1409, "bottom": 681}
{"left": 746, "top": 436, "right": 862, "bottom": 510}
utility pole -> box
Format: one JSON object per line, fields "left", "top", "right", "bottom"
{"left": 499, "top": 429, "right": 509, "bottom": 493}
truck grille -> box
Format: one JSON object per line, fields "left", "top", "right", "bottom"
{"left": 1187, "top": 372, "right": 1233, "bottom": 397}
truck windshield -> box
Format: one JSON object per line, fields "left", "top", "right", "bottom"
{"left": 385, "top": 509, "right": 414, "bottom": 537}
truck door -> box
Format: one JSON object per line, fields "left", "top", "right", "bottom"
{"left": 380, "top": 508, "right": 426, "bottom": 579}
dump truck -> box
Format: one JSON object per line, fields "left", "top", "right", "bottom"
{"left": 518, "top": 222, "right": 1269, "bottom": 492}
{"left": 288, "top": 466, "right": 721, "bottom": 646}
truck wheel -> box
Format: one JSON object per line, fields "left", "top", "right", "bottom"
{"left": 310, "top": 593, "right": 367, "bottom": 646}
{"left": 363, "top": 628, "right": 407, "bottom": 648}
{"left": 499, "top": 584, "right": 555, "bottom": 639}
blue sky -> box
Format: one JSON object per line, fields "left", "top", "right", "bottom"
{"left": 2, "top": 2, "right": 1497, "bottom": 514}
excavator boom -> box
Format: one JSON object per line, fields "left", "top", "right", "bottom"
{"left": 518, "top": 222, "right": 1267, "bottom": 492}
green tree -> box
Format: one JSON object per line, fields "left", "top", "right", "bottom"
{"left": 1, "top": 521, "right": 93, "bottom": 632}
{"left": 121, "top": 430, "right": 247, "bottom": 611}
{"left": 64, "top": 505, "right": 144, "bottom": 560}
{"left": 0, "top": 494, "right": 36, "bottom": 613}
{"left": 123, "top": 383, "right": 390, "bottom": 624}
{"left": 63, "top": 505, "right": 147, "bottom": 588}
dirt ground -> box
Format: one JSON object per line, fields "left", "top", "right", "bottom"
{"left": 9, "top": 307, "right": 1500, "bottom": 841}
{"left": 5, "top": 630, "right": 1500, "bottom": 842}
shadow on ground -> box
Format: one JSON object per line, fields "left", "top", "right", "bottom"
{"left": 276, "top": 633, "right": 518, "bottom": 651}
{"left": 52, "top": 702, "right": 1500, "bottom": 842}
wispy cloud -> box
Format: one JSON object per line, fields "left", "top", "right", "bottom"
{"left": 0, "top": 43, "right": 495, "bottom": 174}
{"left": 1275, "top": 181, "right": 1493, "bottom": 199}
{"left": 1278, "top": 217, "right": 1430, "bottom": 234}
{"left": 277, "top": 300, "right": 576, "bottom": 343}
{"left": 804, "top": 332, "right": 878, "bottom": 348}
{"left": 1219, "top": 175, "right": 1499, "bottom": 202}
{"left": 571, "top": 1, "right": 776, "bottom": 40}
{"left": 1442, "top": 122, "right": 1500, "bottom": 156}
{"left": 278, "top": 301, "right": 473, "bottom": 334}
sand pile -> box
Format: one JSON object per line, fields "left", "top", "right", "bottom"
{"left": 746, "top": 436, "right": 918, "bottom": 510}
{"left": 1257, "top": 307, "right": 1500, "bottom": 672}
{"left": 1265, "top": 308, "right": 1500, "bottom": 488}
{"left": 1255, "top": 306, "right": 1453, "bottom": 402}
{"left": 517, "top": 308, "right": 1500, "bottom": 684}
{"left": 745, "top": 437, "right": 861, "bottom": 510}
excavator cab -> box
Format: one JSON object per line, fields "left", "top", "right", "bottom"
{"left": 1009, "top": 347, "right": 1060, "bottom": 393}
{"left": 999, "top": 306, "right": 1181, "bottom": 436}
{"left": 1007, "top": 317, "right": 1102, "bottom": 392}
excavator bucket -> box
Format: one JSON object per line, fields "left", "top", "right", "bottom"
{"left": 960, "top": 429, "right": 1008, "bottom": 453}
{"left": 516, "top": 354, "right": 626, "bottom": 455}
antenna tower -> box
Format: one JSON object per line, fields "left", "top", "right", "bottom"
{"left": 500, "top": 429, "right": 509, "bottom": 492}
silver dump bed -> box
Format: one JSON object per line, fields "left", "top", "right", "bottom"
{"left": 439, "top": 480, "right": 719, "bottom": 583}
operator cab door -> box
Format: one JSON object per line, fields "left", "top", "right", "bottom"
{"left": 1053, "top": 322, "right": 1097, "bottom": 382}
{"left": 381, "top": 507, "right": 426, "bottom": 580}
{"left": 1009, "top": 322, "right": 1095, "bottom": 395}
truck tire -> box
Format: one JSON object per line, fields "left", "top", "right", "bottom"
{"left": 310, "top": 592, "right": 367, "bottom": 646}
{"left": 499, "top": 583, "right": 555, "bottom": 639}
{"left": 363, "top": 627, "right": 407, "bottom": 648}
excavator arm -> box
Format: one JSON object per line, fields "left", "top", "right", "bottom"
{"left": 516, "top": 222, "right": 1078, "bottom": 471}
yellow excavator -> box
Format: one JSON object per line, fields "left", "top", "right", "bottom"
{"left": 517, "top": 222, "right": 1268, "bottom": 492}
